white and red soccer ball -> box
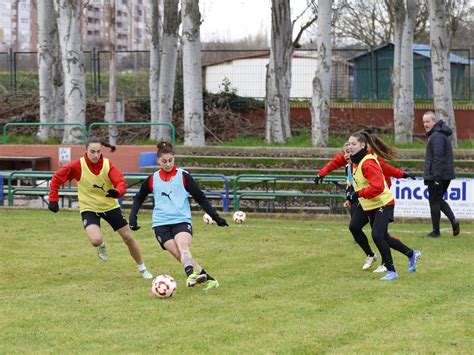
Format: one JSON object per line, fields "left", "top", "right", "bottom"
{"left": 232, "top": 211, "right": 246, "bottom": 224}
{"left": 151, "top": 275, "right": 177, "bottom": 298}
{"left": 202, "top": 213, "right": 215, "bottom": 225}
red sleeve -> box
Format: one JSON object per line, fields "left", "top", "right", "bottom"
{"left": 378, "top": 157, "right": 404, "bottom": 179}
{"left": 318, "top": 153, "right": 346, "bottom": 176}
{"left": 48, "top": 160, "right": 82, "bottom": 202}
{"left": 357, "top": 159, "right": 386, "bottom": 199}
{"left": 107, "top": 161, "right": 127, "bottom": 198}
{"left": 148, "top": 175, "right": 154, "bottom": 191}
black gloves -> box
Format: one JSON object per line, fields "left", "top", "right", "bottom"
{"left": 346, "top": 190, "right": 358, "bottom": 203}
{"left": 106, "top": 189, "right": 119, "bottom": 198}
{"left": 314, "top": 175, "right": 324, "bottom": 184}
{"left": 214, "top": 216, "right": 229, "bottom": 227}
{"left": 129, "top": 215, "right": 140, "bottom": 231}
{"left": 48, "top": 201, "right": 59, "bottom": 213}
{"left": 403, "top": 172, "right": 416, "bottom": 180}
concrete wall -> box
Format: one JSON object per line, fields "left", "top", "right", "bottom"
{"left": 0, "top": 145, "right": 156, "bottom": 172}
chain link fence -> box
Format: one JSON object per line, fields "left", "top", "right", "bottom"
{"left": 0, "top": 47, "right": 471, "bottom": 101}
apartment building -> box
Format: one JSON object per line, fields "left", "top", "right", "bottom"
{"left": 0, "top": 0, "right": 150, "bottom": 52}
{"left": 0, "top": 0, "right": 37, "bottom": 51}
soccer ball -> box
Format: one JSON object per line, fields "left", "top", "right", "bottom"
{"left": 233, "top": 211, "right": 246, "bottom": 224}
{"left": 203, "top": 213, "right": 215, "bottom": 224}
{"left": 151, "top": 275, "right": 177, "bottom": 298}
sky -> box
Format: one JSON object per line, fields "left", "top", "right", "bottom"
{"left": 199, "top": 0, "right": 312, "bottom": 42}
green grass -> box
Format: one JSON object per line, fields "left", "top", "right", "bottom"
{"left": 1, "top": 209, "right": 473, "bottom": 353}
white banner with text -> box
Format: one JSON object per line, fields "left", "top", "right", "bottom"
{"left": 390, "top": 178, "right": 474, "bottom": 219}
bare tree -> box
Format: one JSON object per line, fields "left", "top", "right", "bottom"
{"left": 55, "top": 0, "right": 86, "bottom": 144}
{"left": 265, "top": 0, "right": 293, "bottom": 144}
{"left": 428, "top": 0, "right": 457, "bottom": 147}
{"left": 149, "top": 0, "right": 162, "bottom": 141}
{"left": 265, "top": 0, "right": 317, "bottom": 144}
{"left": 334, "top": 0, "right": 392, "bottom": 47}
{"left": 388, "top": 0, "right": 416, "bottom": 144}
{"left": 105, "top": 0, "right": 118, "bottom": 146}
{"left": 157, "top": 0, "right": 180, "bottom": 142}
{"left": 181, "top": 0, "right": 205, "bottom": 146}
{"left": 310, "top": 0, "right": 332, "bottom": 147}
{"left": 38, "top": 0, "right": 61, "bottom": 141}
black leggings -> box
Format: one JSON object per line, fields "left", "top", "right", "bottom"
{"left": 428, "top": 180, "right": 456, "bottom": 233}
{"left": 366, "top": 205, "right": 412, "bottom": 272}
{"left": 348, "top": 202, "right": 375, "bottom": 256}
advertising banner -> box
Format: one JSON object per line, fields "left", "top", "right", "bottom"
{"left": 390, "top": 178, "right": 474, "bottom": 219}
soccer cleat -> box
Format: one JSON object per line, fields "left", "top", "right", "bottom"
{"left": 408, "top": 250, "right": 421, "bottom": 272}
{"left": 362, "top": 254, "right": 377, "bottom": 270}
{"left": 426, "top": 231, "right": 440, "bottom": 238}
{"left": 373, "top": 264, "right": 387, "bottom": 273}
{"left": 202, "top": 279, "right": 219, "bottom": 291}
{"left": 380, "top": 271, "right": 398, "bottom": 281}
{"left": 96, "top": 243, "right": 109, "bottom": 262}
{"left": 452, "top": 220, "right": 460, "bottom": 237}
{"left": 186, "top": 272, "right": 207, "bottom": 287}
{"left": 140, "top": 269, "right": 153, "bottom": 280}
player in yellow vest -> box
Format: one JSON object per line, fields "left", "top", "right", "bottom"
{"left": 346, "top": 132, "right": 421, "bottom": 281}
{"left": 48, "top": 136, "right": 153, "bottom": 280}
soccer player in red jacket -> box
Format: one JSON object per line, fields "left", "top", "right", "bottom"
{"left": 314, "top": 140, "right": 415, "bottom": 272}
{"left": 345, "top": 131, "right": 420, "bottom": 281}
{"left": 48, "top": 136, "right": 153, "bottom": 280}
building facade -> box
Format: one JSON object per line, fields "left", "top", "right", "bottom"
{"left": 0, "top": 0, "right": 150, "bottom": 52}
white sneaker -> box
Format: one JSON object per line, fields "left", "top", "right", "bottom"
{"left": 97, "top": 243, "right": 109, "bottom": 262}
{"left": 140, "top": 269, "right": 153, "bottom": 280}
{"left": 362, "top": 254, "right": 377, "bottom": 270}
{"left": 373, "top": 264, "right": 387, "bottom": 273}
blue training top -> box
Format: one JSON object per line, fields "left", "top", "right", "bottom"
{"left": 152, "top": 168, "right": 192, "bottom": 227}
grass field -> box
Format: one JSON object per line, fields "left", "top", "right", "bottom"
{"left": 1, "top": 209, "right": 473, "bottom": 353}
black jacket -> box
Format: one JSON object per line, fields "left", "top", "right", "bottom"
{"left": 424, "top": 120, "right": 455, "bottom": 182}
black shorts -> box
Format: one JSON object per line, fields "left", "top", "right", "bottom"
{"left": 81, "top": 207, "right": 128, "bottom": 232}
{"left": 153, "top": 222, "right": 193, "bottom": 250}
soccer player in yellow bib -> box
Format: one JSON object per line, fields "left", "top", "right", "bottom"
{"left": 48, "top": 136, "right": 153, "bottom": 280}
{"left": 346, "top": 132, "right": 421, "bottom": 281}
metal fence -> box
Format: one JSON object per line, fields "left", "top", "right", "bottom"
{"left": 0, "top": 47, "right": 471, "bottom": 101}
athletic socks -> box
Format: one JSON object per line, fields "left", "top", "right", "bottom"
{"left": 137, "top": 263, "right": 147, "bottom": 272}
{"left": 200, "top": 268, "right": 214, "bottom": 281}
{"left": 184, "top": 265, "right": 194, "bottom": 276}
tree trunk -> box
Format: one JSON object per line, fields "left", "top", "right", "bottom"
{"left": 310, "top": 0, "right": 332, "bottom": 147}
{"left": 37, "top": 0, "right": 56, "bottom": 141}
{"left": 157, "top": 0, "right": 180, "bottom": 142}
{"left": 56, "top": 0, "right": 86, "bottom": 144}
{"left": 181, "top": 0, "right": 205, "bottom": 146}
{"left": 429, "top": 0, "right": 457, "bottom": 147}
{"left": 396, "top": 0, "right": 416, "bottom": 144}
{"left": 149, "top": 0, "right": 161, "bottom": 141}
{"left": 265, "top": 0, "right": 293, "bottom": 144}
{"left": 106, "top": 0, "right": 118, "bottom": 146}
{"left": 390, "top": 0, "right": 403, "bottom": 135}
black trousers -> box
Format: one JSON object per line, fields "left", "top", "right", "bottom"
{"left": 427, "top": 180, "right": 456, "bottom": 234}
{"left": 348, "top": 202, "right": 375, "bottom": 256}
{"left": 366, "top": 205, "right": 412, "bottom": 272}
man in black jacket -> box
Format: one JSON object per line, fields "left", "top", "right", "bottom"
{"left": 422, "top": 111, "right": 460, "bottom": 238}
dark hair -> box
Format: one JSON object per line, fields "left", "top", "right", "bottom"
{"left": 86, "top": 135, "right": 116, "bottom": 152}
{"left": 156, "top": 141, "right": 174, "bottom": 157}
{"left": 351, "top": 131, "right": 398, "bottom": 161}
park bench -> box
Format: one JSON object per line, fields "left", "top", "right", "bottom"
{"left": 232, "top": 174, "right": 347, "bottom": 212}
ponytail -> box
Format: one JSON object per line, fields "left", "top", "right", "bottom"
{"left": 352, "top": 131, "right": 398, "bottom": 161}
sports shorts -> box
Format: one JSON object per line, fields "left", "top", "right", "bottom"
{"left": 81, "top": 207, "right": 128, "bottom": 231}
{"left": 153, "top": 222, "right": 193, "bottom": 249}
